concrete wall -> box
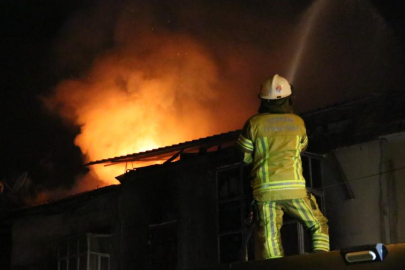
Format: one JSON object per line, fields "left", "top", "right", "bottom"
{"left": 118, "top": 155, "right": 219, "bottom": 270}
{"left": 6, "top": 151, "right": 233, "bottom": 270}
{"left": 324, "top": 136, "right": 405, "bottom": 250}
{"left": 177, "top": 159, "right": 218, "bottom": 269}
{"left": 382, "top": 137, "right": 405, "bottom": 243}
{"left": 9, "top": 190, "right": 119, "bottom": 270}
{"left": 9, "top": 137, "right": 405, "bottom": 268}
{"left": 118, "top": 164, "right": 179, "bottom": 270}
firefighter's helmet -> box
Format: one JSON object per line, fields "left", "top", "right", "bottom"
{"left": 259, "top": 74, "right": 292, "bottom": 100}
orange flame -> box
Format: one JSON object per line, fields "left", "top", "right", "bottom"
{"left": 47, "top": 34, "right": 220, "bottom": 186}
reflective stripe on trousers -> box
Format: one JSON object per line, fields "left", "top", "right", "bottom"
{"left": 255, "top": 193, "right": 329, "bottom": 260}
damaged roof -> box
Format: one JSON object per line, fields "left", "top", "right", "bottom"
{"left": 84, "top": 130, "right": 241, "bottom": 166}
{"left": 85, "top": 93, "right": 405, "bottom": 166}
{"left": 4, "top": 93, "right": 405, "bottom": 215}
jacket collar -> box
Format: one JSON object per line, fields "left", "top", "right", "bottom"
{"left": 258, "top": 97, "right": 293, "bottom": 114}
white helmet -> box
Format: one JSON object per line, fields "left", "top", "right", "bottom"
{"left": 259, "top": 74, "right": 292, "bottom": 100}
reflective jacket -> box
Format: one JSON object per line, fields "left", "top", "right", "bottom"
{"left": 237, "top": 113, "right": 308, "bottom": 201}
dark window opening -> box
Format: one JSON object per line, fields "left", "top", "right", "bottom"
{"left": 148, "top": 221, "right": 177, "bottom": 270}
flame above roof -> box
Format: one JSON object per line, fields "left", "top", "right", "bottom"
{"left": 84, "top": 130, "right": 241, "bottom": 166}
{"left": 85, "top": 93, "right": 405, "bottom": 167}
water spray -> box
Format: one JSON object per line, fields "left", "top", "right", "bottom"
{"left": 287, "top": 0, "right": 329, "bottom": 84}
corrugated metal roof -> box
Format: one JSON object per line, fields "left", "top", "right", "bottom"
{"left": 85, "top": 92, "right": 405, "bottom": 166}
{"left": 84, "top": 130, "right": 241, "bottom": 166}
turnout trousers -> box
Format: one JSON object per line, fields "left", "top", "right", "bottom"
{"left": 255, "top": 192, "right": 329, "bottom": 259}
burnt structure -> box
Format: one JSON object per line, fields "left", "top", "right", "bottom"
{"left": 1, "top": 93, "right": 405, "bottom": 270}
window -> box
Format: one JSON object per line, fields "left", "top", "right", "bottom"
{"left": 58, "top": 234, "right": 111, "bottom": 270}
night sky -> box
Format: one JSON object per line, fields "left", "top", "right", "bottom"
{"left": 1, "top": 0, "right": 405, "bottom": 198}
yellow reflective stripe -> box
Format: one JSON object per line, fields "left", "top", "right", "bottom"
{"left": 313, "top": 233, "right": 329, "bottom": 241}
{"left": 313, "top": 240, "right": 329, "bottom": 245}
{"left": 263, "top": 203, "right": 282, "bottom": 257}
{"left": 313, "top": 244, "right": 330, "bottom": 250}
{"left": 237, "top": 136, "right": 254, "bottom": 151}
{"left": 253, "top": 180, "right": 306, "bottom": 190}
{"left": 237, "top": 135, "right": 254, "bottom": 152}
{"left": 313, "top": 239, "right": 330, "bottom": 245}
{"left": 260, "top": 137, "right": 270, "bottom": 183}
{"left": 294, "top": 200, "right": 331, "bottom": 251}
{"left": 254, "top": 185, "right": 305, "bottom": 191}
{"left": 313, "top": 242, "right": 330, "bottom": 251}
{"left": 301, "top": 135, "right": 308, "bottom": 150}
{"left": 293, "top": 136, "right": 300, "bottom": 180}
{"left": 293, "top": 199, "right": 314, "bottom": 228}
{"left": 313, "top": 240, "right": 330, "bottom": 246}
{"left": 313, "top": 233, "right": 330, "bottom": 250}
{"left": 243, "top": 152, "right": 253, "bottom": 164}
{"left": 256, "top": 138, "right": 265, "bottom": 183}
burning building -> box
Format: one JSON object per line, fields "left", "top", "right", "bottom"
{"left": 1, "top": 93, "right": 405, "bottom": 270}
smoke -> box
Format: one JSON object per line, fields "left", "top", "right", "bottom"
{"left": 40, "top": 0, "right": 404, "bottom": 195}
{"left": 43, "top": 0, "right": 302, "bottom": 189}
{"left": 47, "top": 33, "right": 222, "bottom": 184}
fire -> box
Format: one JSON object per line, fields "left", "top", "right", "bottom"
{"left": 46, "top": 34, "right": 219, "bottom": 186}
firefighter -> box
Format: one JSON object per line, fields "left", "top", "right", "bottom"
{"left": 237, "top": 74, "right": 329, "bottom": 259}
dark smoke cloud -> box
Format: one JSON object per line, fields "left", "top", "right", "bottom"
{"left": 51, "top": 0, "right": 404, "bottom": 117}
{"left": 2, "top": 0, "right": 404, "bottom": 205}
{"left": 46, "top": 0, "right": 405, "bottom": 192}
{"left": 40, "top": 0, "right": 313, "bottom": 193}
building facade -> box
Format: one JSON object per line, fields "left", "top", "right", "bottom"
{"left": 1, "top": 93, "right": 405, "bottom": 270}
